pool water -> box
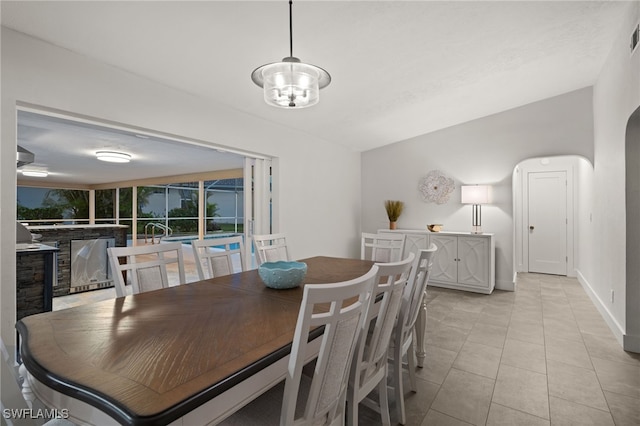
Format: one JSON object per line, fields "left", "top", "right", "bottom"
{"left": 162, "top": 233, "right": 243, "bottom": 250}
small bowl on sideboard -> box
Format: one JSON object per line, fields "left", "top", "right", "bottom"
{"left": 427, "top": 224, "right": 443, "bottom": 232}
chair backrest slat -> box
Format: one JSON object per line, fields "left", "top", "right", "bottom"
{"left": 192, "top": 235, "right": 246, "bottom": 280}
{"left": 360, "top": 232, "right": 406, "bottom": 263}
{"left": 398, "top": 244, "right": 438, "bottom": 342}
{"left": 253, "top": 233, "right": 290, "bottom": 265}
{"left": 107, "top": 242, "right": 186, "bottom": 297}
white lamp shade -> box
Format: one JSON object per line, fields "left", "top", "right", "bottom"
{"left": 461, "top": 185, "right": 491, "bottom": 204}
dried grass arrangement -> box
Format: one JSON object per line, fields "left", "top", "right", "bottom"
{"left": 384, "top": 200, "right": 404, "bottom": 225}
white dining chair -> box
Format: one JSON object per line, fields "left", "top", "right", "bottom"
{"left": 360, "top": 232, "right": 406, "bottom": 263}
{"left": 346, "top": 252, "right": 416, "bottom": 426}
{"left": 253, "top": 233, "right": 290, "bottom": 265}
{"left": 192, "top": 235, "right": 246, "bottom": 280}
{"left": 107, "top": 242, "right": 186, "bottom": 297}
{"left": 391, "top": 245, "right": 437, "bottom": 425}
{"left": 219, "top": 265, "right": 379, "bottom": 426}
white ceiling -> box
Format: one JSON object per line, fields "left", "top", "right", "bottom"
{"left": 16, "top": 110, "right": 246, "bottom": 186}
{"left": 2, "top": 1, "right": 633, "bottom": 184}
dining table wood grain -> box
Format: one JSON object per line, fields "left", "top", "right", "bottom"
{"left": 16, "top": 256, "right": 375, "bottom": 425}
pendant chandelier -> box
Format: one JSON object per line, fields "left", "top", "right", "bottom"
{"left": 251, "top": 0, "right": 331, "bottom": 108}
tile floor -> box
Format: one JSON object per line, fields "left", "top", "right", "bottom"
{"left": 399, "top": 273, "right": 640, "bottom": 426}
{"left": 52, "top": 272, "right": 640, "bottom": 425}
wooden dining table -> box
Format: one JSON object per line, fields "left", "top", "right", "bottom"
{"left": 16, "top": 256, "right": 376, "bottom": 426}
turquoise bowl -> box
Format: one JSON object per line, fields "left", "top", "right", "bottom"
{"left": 258, "top": 261, "right": 307, "bottom": 289}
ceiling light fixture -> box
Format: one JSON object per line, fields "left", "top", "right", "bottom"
{"left": 251, "top": 0, "right": 331, "bottom": 108}
{"left": 96, "top": 150, "right": 131, "bottom": 163}
{"left": 21, "top": 168, "right": 48, "bottom": 178}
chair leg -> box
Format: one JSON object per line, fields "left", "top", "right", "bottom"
{"left": 407, "top": 344, "right": 417, "bottom": 393}
{"left": 346, "top": 393, "right": 358, "bottom": 426}
{"left": 393, "top": 344, "right": 406, "bottom": 425}
{"left": 379, "top": 374, "right": 391, "bottom": 426}
{"left": 394, "top": 374, "right": 406, "bottom": 424}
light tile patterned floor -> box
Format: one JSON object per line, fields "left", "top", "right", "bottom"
{"left": 401, "top": 273, "right": 640, "bottom": 426}
{"left": 52, "top": 272, "right": 640, "bottom": 425}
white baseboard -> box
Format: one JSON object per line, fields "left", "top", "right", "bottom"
{"left": 575, "top": 269, "right": 625, "bottom": 348}
{"left": 623, "top": 333, "right": 640, "bottom": 352}
{"left": 496, "top": 278, "right": 515, "bottom": 292}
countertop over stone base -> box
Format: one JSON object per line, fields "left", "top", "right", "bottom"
{"left": 26, "top": 224, "right": 128, "bottom": 230}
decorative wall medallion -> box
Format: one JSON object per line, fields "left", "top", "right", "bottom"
{"left": 418, "top": 170, "right": 455, "bottom": 204}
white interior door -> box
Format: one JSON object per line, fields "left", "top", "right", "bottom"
{"left": 528, "top": 171, "right": 567, "bottom": 275}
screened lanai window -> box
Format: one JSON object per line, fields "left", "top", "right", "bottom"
{"left": 164, "top": 182, "right": 199, "bottom": 235}
{"left": 17, "top": 187, "right": 88, "bottom": 225}
{"left": 18, "top": 178, "right": 246, "bottom": 238}
{"left": 95, "top": 189, "right": 115, "bottom": 224}
{"left": 205, "top": 178, "right": 244, "bottom": 234}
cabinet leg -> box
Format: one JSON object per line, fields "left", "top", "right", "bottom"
{"left": 414, "top": 290, "right": 427, "bottom": 368}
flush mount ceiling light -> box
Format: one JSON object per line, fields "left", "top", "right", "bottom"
{"left": 96, "top": 150, "right": 131, "bottom": 163}
{"left": 21, "top": 167, "right": 48, "bottom": 178}
{"left": 251, "top": 0, "right": 331, "bottom": 108}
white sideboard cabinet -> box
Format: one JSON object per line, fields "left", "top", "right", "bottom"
{"left": 379, "top": 229, "right": 495, "bottom": 294}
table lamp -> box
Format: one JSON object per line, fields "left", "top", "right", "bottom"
{"left": 461, "top": 185, "right": 491, "bottom": 234}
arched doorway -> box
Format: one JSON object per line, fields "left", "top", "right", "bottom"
{"left": 512, "top": 155, "right": 593, "bottom": 278}
{"left": 624, "top": 105, "right": 640, "bottom": 352}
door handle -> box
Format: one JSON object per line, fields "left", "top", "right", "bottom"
{"left": 529, "top": 226, "right": 535, "bottom": 231}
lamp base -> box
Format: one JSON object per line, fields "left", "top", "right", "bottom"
{"left": 470, "top": 204, "right": 483, "bottom": 234}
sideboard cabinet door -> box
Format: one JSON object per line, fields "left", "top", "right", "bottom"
{"left": 379, "top": 229, "right": 495, "bottom": 294}
{"left": 457, "top": 236, "right": 490, "bottom": 289}
{"left": 430, "top": 235, "right": 458, "bottom": 284}
{"left": 430, "top": 233, "right": 494, "bottom": 294}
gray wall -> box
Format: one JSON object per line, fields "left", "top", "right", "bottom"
{"left": 592, "top": 1, "right": 640, "bottom": 351}
{"left": 362, "top": 87, "right": 594, "bottom": 291}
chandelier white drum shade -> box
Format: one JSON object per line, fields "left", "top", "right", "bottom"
{"left": 252, "top": 58, "right": 330, "bottom": 108}
{"left": 461, "top": 185, "right": 491, "bottom": 234}
{"left": 251, "top": 1, "right": 331, "bottom": 108}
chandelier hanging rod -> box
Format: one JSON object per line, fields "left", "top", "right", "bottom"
{"left": 289, "top": 0, "right": 293, "bottom": 58}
